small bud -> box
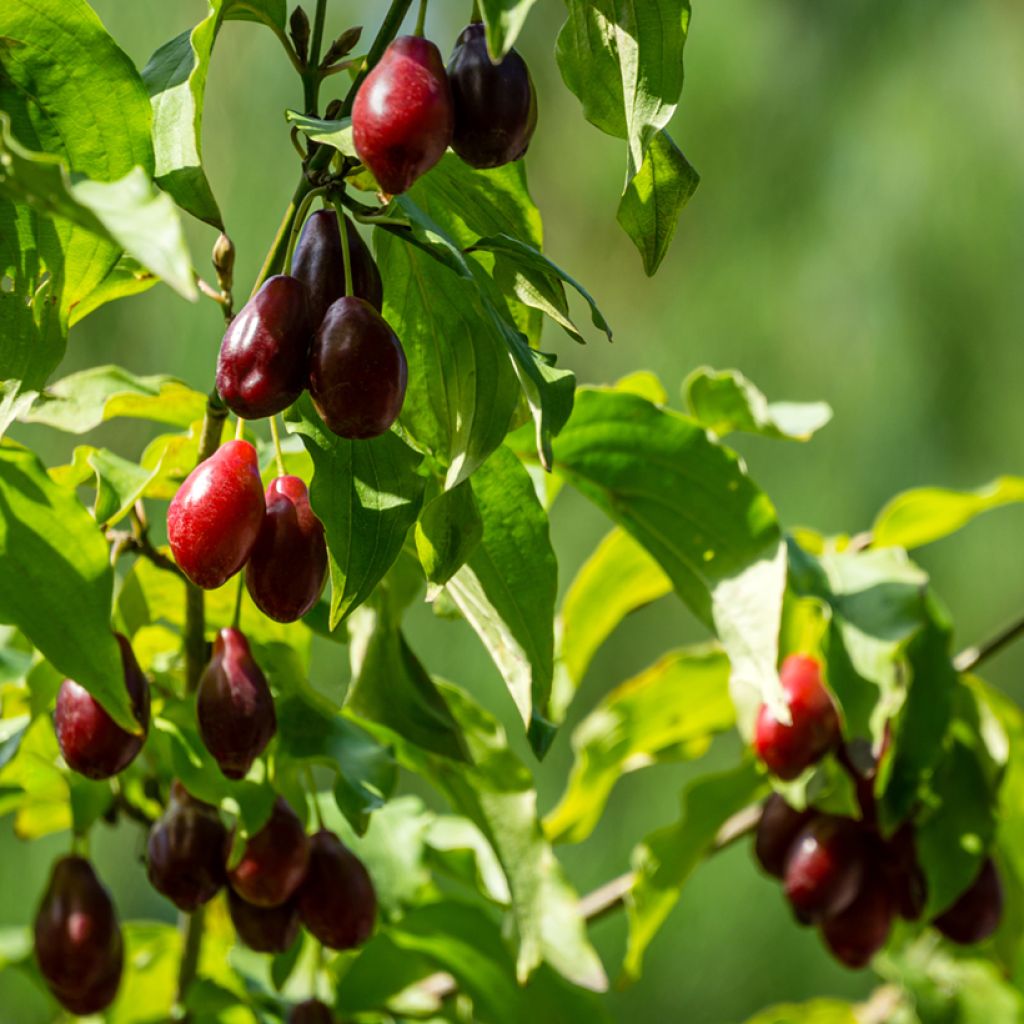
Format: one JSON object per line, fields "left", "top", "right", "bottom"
{"left": 289, "top": 7, "right": 311, "bottom": 65}
{"left": 324, "top": 98, "right": 344, "bottom": 121}
{"left": 321, "top": 26, "right": 362, "bottom": 68}
{"left": 212, "top": 233, "right": 235, "bottom": 290}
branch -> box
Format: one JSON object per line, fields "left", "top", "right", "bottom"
{"left": 954, "top": 613, "right": 1024, "bottom": 673}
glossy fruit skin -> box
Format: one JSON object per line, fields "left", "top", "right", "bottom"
{"left": 245, "top": 476, "right": 328, "bottom": 623}
{"left": 934, "top": 858, "right": 1004, "bottom": 944}
{"left": 754, "top": 794, "right": 813, "bottom": 879}
{"left": 755, "top": 654, "right": 841, "bottom": 780}
{"left": 34, "top": 856, "right": 123, "bottom": 1014}
{"left": 196, "top": 628, "right": 276, "bottom": 780}
{"left": 784, "top": 816, "right": 865, "bottom": 924}
{"left": 146, "top": 781, "right": 227, "bottom": 912}
{"left": 55, "top": 633, "right": 150, "bottom": 780}
{"left": 227, "top": 888, "right": 301, "bottom": 953}
{"left": 168, "top": 440, "right": 266, "bottom": 590}
{"left": 228, "top": 797, "right": 310, "bottom": 908}
{"left": 309, "top": 296, "right": 408, "bottom": 439}
{"left": 216, "top": 275, "right": 312, "bottom": 419}
{"left": 822, "top": 876, "right": 894, "bottom": 968}
{"left": 297, "top": 830, "right": 377, "bottom": 950}
{"left": 292, "top": 209, "right": 384, "bottom": 322}
{"left": 448, "top": 22, "right": 537, "bottom": 169}
{"left": 352, "top": 35, "right": 454, "bottom": 194}
{"left": 289, "top": 1000, "right": 336, "bottom": 1024}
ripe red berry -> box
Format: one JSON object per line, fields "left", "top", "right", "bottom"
{"left": 55, "top": 633, "right": 150, "bottom": 780}
{"left": 245, "top": 476, "right": 328, "bottom": 623}
{"left": 882, "top": 823, "right": 927, "bottom": 922}
{"left": 309, "top": 296, "right": 408, "bottom": 439}
{"left": 784, "top": 816, "right": 865, "bottom": 924}
{"left": 292, "top": 209, "right": 384, "bottom": 323}
{"left": 352, "top": 35, "right": 454, "bottom": 195}
{"left": 34, "top": 856, "right": 123, "bottom": 1015}
{"left": 167, "top": 440, "right": 266, "bottom": 590}
{"left": 227, "top": 887, "right": 300, "bottom": 953}
{"left": 146, "top": 782, "right": 227, "bottom": 912}
{"left": 297, "top": 830, "right": 377, "bottom": 950}
{"left": 933, "top": 858, "right": 1003, "bottom": 945}
{"left": 228, "top": 797, "right": 310, "bottom": 908}
{"left": 196, "top": 628, "right": 276, "bottom": 780}
{"left": 754, "top": 794, "right": 813, "bottom": 879}
{"left": 822, "top": 876, "right": 894, "bottom": 968}
{"left": 755, "top": 654, "right": 840, "bottom": 780}
{"left": 448, "top": 22, "right": 537, "bottom": 169}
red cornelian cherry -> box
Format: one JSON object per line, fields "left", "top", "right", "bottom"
{"left": 55, "top": 633, "right": 150, "bottom": 780}
{"left": 196, "top": 628, "right": 276, "bottom": 780}
{"left": 784, "top": 816, "right": 866, "bottom": 924}
{"left": 822, "top": 875, "right": 894, "bottom": 969}
{"left": 227, "top": 887, "right": 301, "bottom": 953}
{"left": 754, "top": 794, "right": 813, "bottom": 879}
{"left": 228, "top": 797, "right": 310, "bottom": 908}
{"left": 755, "top": 653, "right": 840, "bottom": 780}
{"left": 167, "top": 440, "right": 265, "bottom": 590}
{"left": 352, "top": 35, "right": 454, "bottom": 195}
{"left": 245, "top": 476, "right": 328, "bottom": 623}
{"left": 933, "top": 857, "right": 1004, "bottom": 945}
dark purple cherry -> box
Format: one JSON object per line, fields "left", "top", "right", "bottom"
{"left": 216, "top": 275, "right": 312, "bottom": 419}
{"left": 784, "top": 816, "right": 866, "bottom": 924}
{"left": 228, "top": 797, "right": 310, "bottom": 908}
{"left": 754, "top": 794, "right": 813, "bottom": 879}
{"left": 755, "top": 654, "right": 841, "bottom": 781}
{"left": 882, "top": 823, "right": 927, "bottom": 922}
{"left": 296, "top": 829, "right": 377, "bottom": 950}
{"left": 352, "top": 35, "right": 454, "bottom": 194}
{"left": 168, "top": 440, "right": 266, "bottom": 590}
{"left": 822, "top": 876, "right": 894, "bottom": 969}
{"left": 934, "top": 858, "right": 1004, "bottom": 945}
{"left": 196, "top": 628, "right": 276, "bottom": 780}
{"left": 448, "top": 22, "right": 537, "bottom": 169}
{"left": 34, "top": 856, "right": 123, "bottom": 1014}
{"left": 309, "top": 296, "right": 408, "bottom": 439}
{"left": 55, "top": 633, "right": 150, "bottom": 780}
{"left": 227, "top": 887, "right": 301, "bottom": 953}
{"left": 146, "top": 781, "right": 227, "bottom": 912}
{"left": 292, "top": 209, "right": 384, "bottom": 322}
{"left": 245, "top": 476, "right": 328, "bottom": 623}
{"left": 289, "top": 1000, "right": 336, "bottom": 1024}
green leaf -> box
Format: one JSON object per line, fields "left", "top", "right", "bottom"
{"left": 425, "top": 814, "right": 511, "bottom": 905}
{"left": 556, "top": 1, "right": 697, "bottom": 269}
{"left": 142, "top": 0, "right": 287, "bottom": 227}
{"left": 623, "top": 760, "right": 766, "bottom": 981}
{"left": 347, "top": 606, "right": 469, "bottom": 762}
{"left": 617, "top": 129, "right": 699, "bottom": 275}
{"left": 0, "top": 443, "right": 136, "bottom": 730}
{"left": 275, "top": 691, "right": 396, "bottom": 835}
{"left": 285, "top": 394, "right": 425, "bottom": 628}
{"left": 108, "top": 922, "right": 181, "bottom": 1024}
{"left": 916, "top": 737, "right": 998, "bottom": 916}
{"left": 68, "top": 255, "right": 158, "bottom": 327}
{"left": 478, "top": 0, "right": 541, "bottom": 58}
{"left": 742, "top": 1001, "right": 861, "bottom": 1024}
{"left": 415, "top": 481, "right": 483, "bottom": 591}
{"left": 546, "top": 645, "right": 734, "bottom": 844}
{"left": 873, "top": 476, "right": 1024, "bottom": 550}
{"left": 22, "top": 364, "right": 206, "bottom": 433}
{"left": 469, "top": 233, "right": 613, "bottom": 345}
{"left": 285, "top": 111, "right": 357, "bottom": 157}
{"left": 444, "top": 447, "right": 557, "bottom": 745}
{"left": 50, "top": 446, "right": 154, "bottom": 528}
{"left": 684, "top": 367, "right": 833, "bottom": 442}
{"left": 555, "top": 527, "right": 672, "bottom": 719}
{"left": 549, "top": 388, "right": 786, "bottom": 726}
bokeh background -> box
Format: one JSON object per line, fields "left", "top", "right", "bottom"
{"left": 4, "top": 1, "right": 1024, "bottom": 1020}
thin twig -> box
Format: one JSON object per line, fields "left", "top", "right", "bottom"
{"left": 954, "top": 613, "right": 1024, "bottom": 673}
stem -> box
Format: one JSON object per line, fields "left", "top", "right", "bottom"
{"left": 284, "top": 186, "right": 327, "bottom": 274}
{"left": 341, "top": 0, "right": 415, "bottom": 116}
{"left": 954, "top": 614, "right": 1024, "bottom": 673}
{"left": 334, "top": 196, "right": 355, "bottom": 296}
{"left": 270, "top": 417, "right": 286, "bottom": 476}
{"left": 415, "top": 0, "right": 428, "bottom": 36}
{"left": 310, "top": 939, "right": 323, "bottom": 998}
{"left": 235, "top": 416, "right": 246, "bottom": 441}
{"left": 305, "top": 766, "right": 326, "bottom": 830}
{"left": 232, "top": 575, "right": 246, "bottom": 630}
{"left": 175, "top": 907, "right": 205, "bottom": 1020}
{"left": 471, "top": 0, "right": 482, "bottom": 22}
{"left": 309, "top": 0, "right": 328, "bottom": 70}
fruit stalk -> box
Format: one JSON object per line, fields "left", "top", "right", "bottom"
{"left": 175, "top": 906, "right": 205, "bottom": 1021}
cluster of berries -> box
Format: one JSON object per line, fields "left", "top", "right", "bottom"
{"left": 752, "top": 655, "right": 1003, "bottom": 967}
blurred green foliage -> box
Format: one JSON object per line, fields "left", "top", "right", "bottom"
{"left": 4, "top": 1, "right": 1023, "bottom": 1020}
